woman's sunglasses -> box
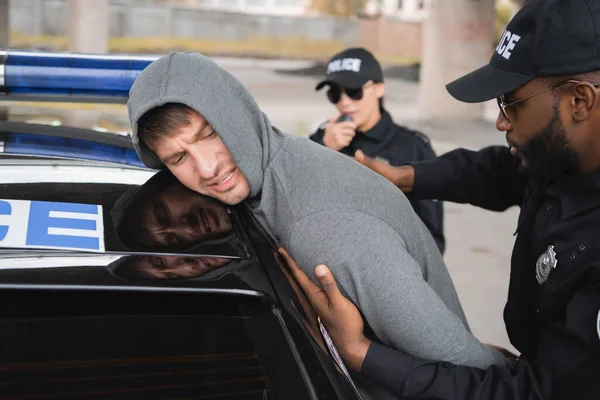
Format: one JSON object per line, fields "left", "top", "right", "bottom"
{"left": 326, "top": 82, "right": 373, "bottom": 104}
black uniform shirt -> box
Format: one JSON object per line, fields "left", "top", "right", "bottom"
{"left": 309, "top": 111, "right": 445, "bottom": 254}
{"left": 360, "top": 146, "right": 600, "bottom": 399}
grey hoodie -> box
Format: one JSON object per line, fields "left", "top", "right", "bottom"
{"left": 127, "top": 51, "right": 505, "bottom": 387}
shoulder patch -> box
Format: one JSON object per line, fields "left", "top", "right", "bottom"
{"left": 318, "top": 119, "right": 329, "bottom": 130}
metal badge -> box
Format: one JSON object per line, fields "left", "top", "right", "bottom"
{"left": 536, "top": 245, "right": 558, "bottom": 285}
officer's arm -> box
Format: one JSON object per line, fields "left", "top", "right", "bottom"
{"left": 309, "top": 124, "right": 327, "bottom": 145}
{"left": 410, "top": 145, "right": 525, "bottom": 211}
{"left": 361, "top": 281, "right": 600, "bottom": 400}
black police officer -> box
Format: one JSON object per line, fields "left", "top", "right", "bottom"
{"left": 290, "top": 0, "right": 600, "bottom": 398}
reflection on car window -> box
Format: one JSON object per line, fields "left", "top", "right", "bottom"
{"left": 0, "top": 168, "right": 249, "bottom": 258}
{"left": 112, "top": 169, "right": 237, "bottom": 253}
{"left": 106, "top": 255, "right": 236, "bottom": 281}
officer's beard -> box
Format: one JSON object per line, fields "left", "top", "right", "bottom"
{"left": 516, "top": 103, "right": 580, "bottom": 181}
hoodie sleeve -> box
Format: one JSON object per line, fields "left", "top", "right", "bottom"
{"left": 287, "top": 209, "right": 506, "bottom": 371}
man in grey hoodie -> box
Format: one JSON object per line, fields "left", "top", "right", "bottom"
{"left": 126, "top": 51, "right": 506, "bottom": 395}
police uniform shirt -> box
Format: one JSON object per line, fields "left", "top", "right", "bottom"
{"left": 359, "top": 145, "right": 600, "bottom": 399}
{"left": 309, "top": 110, "right": 446, "bottom": 254}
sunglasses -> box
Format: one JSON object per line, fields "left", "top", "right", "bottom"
{"left": 326, "top": 82, "right": 373, "bottom": 104}
{"left": 497, "top": 79, "right": 600, "bottom": 123}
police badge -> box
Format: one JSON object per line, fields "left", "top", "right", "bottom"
{"left": 536, "top": 245, "right": 558, "bottom": 284}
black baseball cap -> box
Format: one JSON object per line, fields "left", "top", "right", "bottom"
{"left": 315, "top": 47, "right": 384, "bottom": 91}
{"left": 447, "top": 0, "right": 600, "bottom": 103}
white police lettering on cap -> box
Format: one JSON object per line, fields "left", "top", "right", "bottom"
{"left": 496, "top": 29, "right": 521, "bottom": 60}
{"left": 0, "top": 199, "right": 105, "bottom": 252}
{"left": 327, "top": 58, "right": 362, "bottom": 74}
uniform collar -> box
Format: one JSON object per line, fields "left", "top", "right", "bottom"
{"left": 553, "top": 168, "right": 600, "bottom": 219}
{"left": 357, "top": 110, "right": 392, "bottom": 142}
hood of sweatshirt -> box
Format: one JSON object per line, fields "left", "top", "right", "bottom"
{"left": 127, "top": 51, "right": 286, "bottom": 199}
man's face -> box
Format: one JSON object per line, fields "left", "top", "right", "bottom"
{"left": 128, "top": 256, "right": 231, "bottom": 280}
{"left": 497, "top": 79, "right": 580, "bottom": 179}
{"left": 138, "top": 182, "right": 233, "bottom": 247}
{"left": 151, "top": 110, "right": 251, "bottom": 205}
{"left": 330, "top": 81, "right": 384, "bottom": 129}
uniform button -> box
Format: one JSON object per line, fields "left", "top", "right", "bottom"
{"left": 579, "top": 244, "right": 586, "bottom": 251}
{"left": 570, "top": 253, "right": 576, "bottom": 260}
{"left": 546, "top": 204, "right": 552, "bottom": 211}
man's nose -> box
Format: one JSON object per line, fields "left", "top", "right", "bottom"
{"left": 189, "top": 148, "right": 219, "bottom": 180}
{"left": 496, "top": 111, "right": 511, "bottom": 132}
{"left": 172, "top": 224, "right": 196, "bottom": 240}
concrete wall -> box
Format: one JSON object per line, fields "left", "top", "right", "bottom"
{"left": 10, "top": 0, "right": 354, "bottom": 52}
{"left": 358, "top": 16, "right": 422, "bottom": 62}
{"left": 8, "top": 0, "right": 423, "bottom": 62}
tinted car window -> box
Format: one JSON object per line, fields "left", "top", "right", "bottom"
{"left": 0, "top": 169, "right": 250, "bottom": 258}
{"left": 0, "top": 289, "right": 314, "bottom": 399}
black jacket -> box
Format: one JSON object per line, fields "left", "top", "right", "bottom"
{"left": 361, "top": 146, "right": 600, "bottom": 399}
{"left": 309, "top": 111, "right": 445, "bottom": 254}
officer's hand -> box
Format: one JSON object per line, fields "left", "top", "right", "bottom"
{"left": 355, "top": 150, "right": 415, "bottom": 192}
{"left": 323, "top": 115, "right": 357, "bottom": 151}
{"left": 279, "top": 247, "right": 371, "bottom": 371}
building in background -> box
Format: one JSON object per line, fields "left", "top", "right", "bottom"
{"left": 363, "top": 0, "right": 430, "bottom": 21}
{"left": 151, "top": 0, "right": 311, "bottom": 15}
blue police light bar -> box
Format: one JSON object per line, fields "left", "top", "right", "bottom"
{"left": 0, "top": 50, "right": 157, "bottom": 103}
{"left": 3, "top": 132, "right": 145, "bottom": 167}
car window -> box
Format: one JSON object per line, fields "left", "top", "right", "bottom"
{"left": 0, "top": 169, "right": 251, "bottom": 258}
{"left": 0, "top": 289, "right": 314, "bottom": 399}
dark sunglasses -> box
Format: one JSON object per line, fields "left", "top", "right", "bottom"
{"left": 326, "top": 82, "right": 373, "bottom": 104}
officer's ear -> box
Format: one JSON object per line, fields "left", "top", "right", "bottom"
{"left": 571, "top": 81, "right": 598, "bottom": 122}
{"left": 374, "top": 82, "right": 385, "bottom": 100}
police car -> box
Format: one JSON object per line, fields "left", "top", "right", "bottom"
{"left": 0, "top": 50, "right": 362, "bottom": 399}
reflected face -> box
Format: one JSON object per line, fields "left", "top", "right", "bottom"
{"left": 127, "top": 255, "right": 231, "bottom": 280}
{"left": 137, "top": 181, "right": 233, "bottom": 248}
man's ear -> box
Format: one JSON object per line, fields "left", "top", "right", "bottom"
{"left": 375, "top": 83, "right": 385, "bottom": 99}
{"left": 571, "top": 82, "right": 599, "bottom": 122}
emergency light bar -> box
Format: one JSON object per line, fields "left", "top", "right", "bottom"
{"left": 3, "top": 132, "right": 144, "bottom": 167}
{"left": 0, "top": 50, "right": 157, "bottom": 103}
